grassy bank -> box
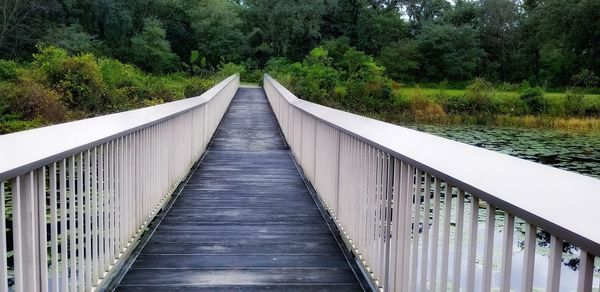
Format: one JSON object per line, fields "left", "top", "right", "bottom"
{"left": 390, "top": 86, "right": 600, "bottom": 132}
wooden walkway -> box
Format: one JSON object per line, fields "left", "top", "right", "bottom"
{"left": 112, "top": 88, "right": 365, "bottom": 291}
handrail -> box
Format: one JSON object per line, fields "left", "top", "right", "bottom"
{"left": 0, "top": 74, "right": 239, "bottom": 292}
{"left": 0, "top": 74, "right": 238, "bottom": 182}
{"left": 264, "top": 74, "right": 600, "bottom": 291}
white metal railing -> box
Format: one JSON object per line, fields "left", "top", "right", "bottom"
{"left": 0, "top": 74, "right": 239, "bottom": 291}
{"left": 264, "top": 74, "right": 600, "bottom": 292}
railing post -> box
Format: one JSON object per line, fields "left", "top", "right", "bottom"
{"left": 12, "top": 171, "right": 45, "bottom": 292}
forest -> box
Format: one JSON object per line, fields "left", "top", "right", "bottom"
{"left": 1, "top": 0, "right": 599, "bottom": 133}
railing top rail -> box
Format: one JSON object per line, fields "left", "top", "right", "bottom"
{"left": 265, "top": 73, "right": 600, "bottom": 255}
{"left": 0, "top": 74, "right": 239, "bottom": 182}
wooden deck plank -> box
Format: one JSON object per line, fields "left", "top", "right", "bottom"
{"left": 114, "top": 88, "right": 363, "bottom": 290}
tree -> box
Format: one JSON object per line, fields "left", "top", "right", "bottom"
{"left": 378, "top": 40, "right": 421, "bottom": 81}
{"left": 0, "top": 0, "right": 58, "bottom": 58}
{"left": 42, "top": 24, "right": 106, "bottom": 55}
{"left": 399, "top": 0, "right": 451, "bottom": 32}
{"left": 480, "top": 0, "right": 520, "bottom": 80}
{"left": 531, "top": 0, "right": 600, "bottom": 85}
{"left": 189, "top": 0, "right": 247, "bottom": 67}
{"left": 354, "top": 9, "right": 409, "bottom": 55}
{"left": 416, "top": 23, "right": 485, "bottom": 80}
{"left": 244, "top": 0, "right": 327, "bottom": 60}
{"left": 129, "top": 18, "right": 179, "bottom": 72}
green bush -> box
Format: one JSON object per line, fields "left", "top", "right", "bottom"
{"left": 464, "top": 78, "right": 495, "bottom": 113}
{"left": 184, "top": 76, "right": 215, "bottom": 97}
{"left": 582, "top": 95, "right": 600, "bottom": 116}
{"left": 0, "top": 119, "right": 44, "bottom": 134}
{"left": 53, "top": 54, "right": 107, "bottom": 113}
{"left": 216, "top": 63, "right": 246, "bottom": 80}
{"left": 0, "top": 60, "right": 18, "bottom": 80}
{"left": 563, "top": 90, "right": 585, "bottom": 116}
{"left": 520, "top": 87, "right": 547, "bottom": 114}
{"left": 129, "top": 18, "right": 180, "bottom": 73}
{"left": 0, "top": 78, "right": 67, "bottom": 123}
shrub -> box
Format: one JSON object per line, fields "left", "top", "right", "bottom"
{"left": 215, "top": 63, "right": 246, "bottom": 80}
{"left": 0, "top": 119, "right": 44, "bottom": 134}
{"left": 54, "top": 54, "right": 107, "bottom": 113}
{"left": 0, "top": 79, "right": 67, "bottom": 123}
{"left": 0, "top": 60, "right": 18, "bottom": 80}
{"left": 564, "top": 90, "right": 585, "bottom": 116}
{"left": 464, "top": 78, "right": 494, "bottom": 113}
{"left": 405, "top": 88, "right": 445, "bottom": 118}
{"left": 520, "top": 87, "right": 547, "bottom": 114}
{"left": 184, "top": 77, "right": 215, "bottom": 97}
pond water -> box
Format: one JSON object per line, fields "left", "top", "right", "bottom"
{"left": 403, "top": 123, "right": 600, "bottom": 179}
{"left": 402, "top": 123, "right": 600, "bottom": 291}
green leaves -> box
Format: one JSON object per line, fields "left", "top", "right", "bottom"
{"left": 130, "top": 18, "right": 180, "bottom": 73}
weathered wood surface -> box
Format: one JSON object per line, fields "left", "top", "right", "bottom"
{"left": 114, "top": 88, "right": 363, "bottom": 291}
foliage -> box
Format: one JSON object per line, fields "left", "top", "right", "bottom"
{"left": 0, "top": 46, "right": 216, "bottom": 133}
{"left": 571, "top": 69, "right": 599, "bottom": 88}
{"left": 520, "top": 87, "right": 547, "bottom": 114}
{"left": 215, "top": 63, "right": 246, "bottom": 81}
{"left": 564, "top": 90, "right": 586, "bottom": 116}
{"left": 415, "top": 23, "right": 485, "bottom": 81}
{"left": 378, "top": 40, "right": 421, "bottom": 81}
{"left": 267, "top": 46, "right": 393, "bottom": 111}
{"left": 189, "top": 0, "right": 247, "bottom": 67}
{"left": 42, "top": 24, "right": 106, "bottom": 55}
{"left": 130, "top": 18, "right": 180, "bottom": 73}
{"left": 0, "top": 60, "right": 18, "bottom": 80}
{"left": 463, "top": 78, "right": 494, "bottom": 113}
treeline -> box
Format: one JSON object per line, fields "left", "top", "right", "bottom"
{"left": 1, "top": 0, "right": 598, "bottom": 87}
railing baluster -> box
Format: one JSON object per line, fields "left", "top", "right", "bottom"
{"left": 500, "top": 212, "right": 514, "bottom": 292}
{"left": 91, "top": 147, "right": 99, "bottom": 286}
{"left": 577, "top": 251, "right": 594, "bottom": 292}
{"left": 429, "top": 178, "right": 441, "bottom": 290}
{"left": 98, "top": 145, "right": 105, "bottom": 278}
{"left": 37, "top": 167, "right": 49, "bottom": 292}
{"left": 49, "top": 163, "right": 59, "bottom": 292}
{"left": 440, "top": 183, "right": 453, "bottom": 292}
{"left": 59, "top": 159, "right": 68, "bottom": 292}
{"left": 69, "top": 156, "right": 77, "bottom": 291}
{"left": 452, "top": 189, "right": 465, "bottom": 292}
{"left": 388, "top": 158, "right": 401, "bottom": 291}
{"left": 418, "top": 173, "right": 431, "bottom": 292}
{"left": 466, "top": 195, "right": 479, "bottom": 292}
{"left": 409, "top": 169, "right": 421, "bottom": 291}
{"left": 78, "top": 153, "right": 85, "bottom": 291}
{"left": 546, "top": 235, "right": 562, "bottom": 292}
{"left": 13, "top": 172, "right": 41, "bottom": 292}
{"left": 481, "top": 203, "right": 496, "bottom": 291}
{"left": 0, "top": 182, "right": 7, "bottom": 292}
{"left": 521, "top": 223, "right": 536, "bottom": 292}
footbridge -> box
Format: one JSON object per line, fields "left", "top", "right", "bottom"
{"left": 0, "top": 74, "right": 599, "bottom": 291}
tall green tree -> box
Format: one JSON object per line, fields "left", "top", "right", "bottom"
{"left": 189, "top": 0, "right": 247, "bottom": 67}
{"left": 416, "top": 22, "right": 485, "bottom": 80}
{"left": 129, "top": 18, "right": 179, "bottom": 72}
{"left": 244, "top": 0, "right": 327, "bottom": 60}
{"left": 0, "top": 0, "right": 58, "bottom": 58}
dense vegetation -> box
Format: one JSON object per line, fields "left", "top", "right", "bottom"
{"left": 0, "top": 47, "right": 225, "bottom": 133}
{"left": 1, "top": 0, "right": 599, "bottom": 132}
